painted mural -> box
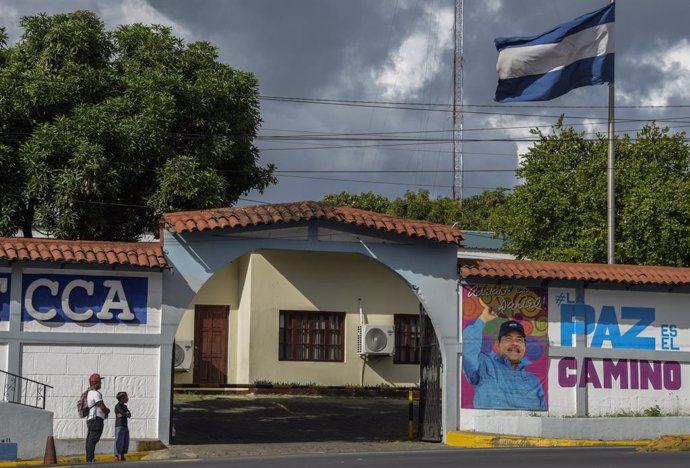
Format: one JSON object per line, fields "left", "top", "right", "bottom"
{"left": 461, "top": 284, "right": 549, "bottom": 410}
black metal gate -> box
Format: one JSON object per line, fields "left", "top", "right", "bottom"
{"left": 417, "top": 305, "right": 442, "bottom": 442}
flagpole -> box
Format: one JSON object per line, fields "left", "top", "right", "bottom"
{"left": 607, "top": 0, "right": 615, "bottom": 264}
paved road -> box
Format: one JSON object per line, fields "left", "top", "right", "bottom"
{"left": 104, "top": 447, "right": 690, "bottom": 468}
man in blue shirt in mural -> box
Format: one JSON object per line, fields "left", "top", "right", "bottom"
{"left": 462, "top": 301, "right": 546, "bottom": 410}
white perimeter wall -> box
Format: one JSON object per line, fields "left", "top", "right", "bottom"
{"left": 0, "top": 402, "right": 53, "bottom": 459}
{"left": 547, "top": 356, "right": 690, "bottom": 416}
{"left": 20, "top": 345, "right": 160, "bottom": 439}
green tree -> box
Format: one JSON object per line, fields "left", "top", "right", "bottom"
{"left": 0, "top": 12, "right": 274, "bottom": 240}
{"left": 323, "top": 188, "right": 510, "bottom": 231}
{"left": 496, "top": 122, "right": 690, "bottom": 266}
{"left": 322, "top": 191, "right": 391, "bottom": 213}
{"left": 455, "top": 188, "right": 511, "bottom": 232}
{"left": 389, "top": 189, "right": 461, "bottom": 225}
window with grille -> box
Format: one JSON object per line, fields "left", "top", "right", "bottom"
{"left": 279, "top": 311, "right": 345, "bottom": 362}
{"left": 394, "top": 314, "right": 420, "bottom": 364}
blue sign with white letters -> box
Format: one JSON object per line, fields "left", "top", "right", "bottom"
{"left": 21, "top": 274, "right": 148, "bottom": 324}
{"left": 0, "top": 273, "right": 9, "bottom": 322}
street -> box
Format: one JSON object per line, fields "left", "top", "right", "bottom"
{"left": 87, "top": 447, "right": 690, "bottom": 468}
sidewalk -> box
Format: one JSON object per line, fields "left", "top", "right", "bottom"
{"left": 3, "top": 393, "right": 687, "bottom": 465}
{"left": 142, "top": 440, "right": 449, "bottom": 461}
{"left": 0, "top": 451, "right": 150, "bottom": 467}
{"left": 2, "top": 434, "right": 689, "bottom": 465}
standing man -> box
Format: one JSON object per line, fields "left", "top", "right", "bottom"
{"left": 86, "top": 373, "right": 110, "bottom": 462}
{"left": 462, "top": 300, "right": 546, "bottom": 410}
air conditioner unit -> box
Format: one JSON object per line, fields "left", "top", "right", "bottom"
{"left": 357, "top": 325, "right": 395, "bottom": 355}
{"left": 174, "top": 341, "right": 193, "bottom": 371}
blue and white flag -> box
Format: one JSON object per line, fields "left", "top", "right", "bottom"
{"left": 494, "top": 3, "right": 614, "bottom": 102}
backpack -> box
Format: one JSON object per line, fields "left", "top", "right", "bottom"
{"left": 77, "top": 390, "right": 91, "bottom": 418}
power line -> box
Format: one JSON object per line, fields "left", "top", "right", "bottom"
{"left": 272, "top": 169, "right": 516, "bottom": 173}
{"left": 0, "top": 73, "right": 686, "bottom": 110}
{"left": 258, "top": 143, "right": 516, "bottom": 155}
{"left": 261, "top": 120, "right": 690, "bottom": 136}
{"left": 0, "top": 192, "right": 266, "bottom": 209}
{"left": 277, "top": 173, "right": 512, "bottom": 191}
{"left": 259, "top": 95, "right": 690, "bottom": 110}
{"left": 262, "top": 97, "right": 688, "bottom": 120}
{"left": 0, "top": 131, "right": 686, "bottom": 144}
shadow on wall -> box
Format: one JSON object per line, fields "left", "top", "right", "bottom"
{"left": 363, "top": 355, "right": 420, "bottom": 386}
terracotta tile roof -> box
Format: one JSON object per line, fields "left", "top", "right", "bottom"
{"left": 459, "top": 258, "right": 690, "bottom": 287}
{"left": 162, "top": 201, "right": 463, "bottom": 244}
{"left": 0, "top": 238, "right": 166, "bottom": 268}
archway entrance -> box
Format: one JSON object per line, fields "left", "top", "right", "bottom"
{"left": 159, "top": 204, "right": 461, "bottom": 445}
{"left": 170, "top": 250, "right": 442, "bottom": 444}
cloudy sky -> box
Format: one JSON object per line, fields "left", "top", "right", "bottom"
{"left": 2, "top": 0, "right": 689, "bottom": 205}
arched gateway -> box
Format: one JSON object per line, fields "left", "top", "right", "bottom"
{"left": 160, "top": 202, "right": 461, "bottom": 444}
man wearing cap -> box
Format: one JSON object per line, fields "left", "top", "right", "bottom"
{"left": 462, "top": 301, "right": 546, "bottom": 410}
{"left": 86, "top": 373, "right": 110, "bottom": 462}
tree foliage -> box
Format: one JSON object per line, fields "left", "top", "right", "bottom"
{"left": 323, "top": 188, "right": 510, "bottom": 231}
{"left": 495, "top": 121, "right": 690, "bottom": 266}
{"left": 322, "top": 191, "right": 391, "bottom": 214}
{"left": 0, "top": 12, "right": 275, "bottom": 240}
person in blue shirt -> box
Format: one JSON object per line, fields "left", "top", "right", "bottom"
{"left": 462, "top": 300, "right": 546, "bottom": 410}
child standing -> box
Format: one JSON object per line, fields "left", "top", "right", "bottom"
{"left": 114, "top": 392, "right": 131, "bottom": 461}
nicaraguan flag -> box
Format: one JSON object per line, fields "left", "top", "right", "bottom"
{"left": 494, "top": 3, "right": 614, "bottom": 102}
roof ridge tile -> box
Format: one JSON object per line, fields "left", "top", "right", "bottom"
{"left": 459, "top": 258, "right": 690, "bottom": 288}
{"left": 0, "top": 237, "right": 164, "bottom": 268}
{"left": 162, "top": 201, "right": 462, "bottom": 244}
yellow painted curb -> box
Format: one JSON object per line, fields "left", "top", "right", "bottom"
{"left": 446, "top": 431, "right": 648, "bottom": 449}
{"left": 641, "top": 435, "right": 690, "bottom": 452}
{"left": 0, "top": 451, "right": 149, "bottom": 466}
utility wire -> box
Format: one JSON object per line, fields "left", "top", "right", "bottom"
{"left": 0, "top": 74, "right": 687, "bottom": 109}
{"left": 4, "top": 75, "right": 690, "bottom": 122}
{"left": 259, "top": 95, "right": 690, "bottom": 110}
{"left": 277, "top": 173, "right": 512, "bottom": 191}
{"left": 0, "top": 192, "right": 265, "bottom": 209}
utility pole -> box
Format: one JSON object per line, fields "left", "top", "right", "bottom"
{"left": 453, "top": 0, "right": 464, "bottom": 201}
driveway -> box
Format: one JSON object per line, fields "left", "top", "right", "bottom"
{"left": 172, "top": 394, "right": 419, "bottom": 445}
{"left": 141, "top": 394, "right": 445, "bottom": 460}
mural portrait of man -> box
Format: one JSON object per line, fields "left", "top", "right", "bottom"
{"left": 461, "top": 285, "right": 548, "bottom": 411}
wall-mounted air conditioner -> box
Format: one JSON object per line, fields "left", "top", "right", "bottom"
{"left": 357, "top": 325, "right": 395, "bottom": 355}
{"left": 174, "top": 341, "right": 194, "bottom": 371}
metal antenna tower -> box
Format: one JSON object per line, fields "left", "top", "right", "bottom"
{"left": 452, "top": 0, "right": 464, "bottom": 201}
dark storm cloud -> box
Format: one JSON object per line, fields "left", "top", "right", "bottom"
{"left": 1, "top": 0, "right": 688, "bottom": 203}
{"left": 151, "top": 0, "right": 428, "bottom": 97}
{"left": 146, "top": 0, "right": 465, "bottom": 201}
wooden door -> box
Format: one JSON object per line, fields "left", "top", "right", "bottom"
{"left": 194, "top": 305, "right": 229, "bottom": 385}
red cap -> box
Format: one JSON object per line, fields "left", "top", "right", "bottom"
{"left": 89, "top": 373, "right": 103, "bottom": 383}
